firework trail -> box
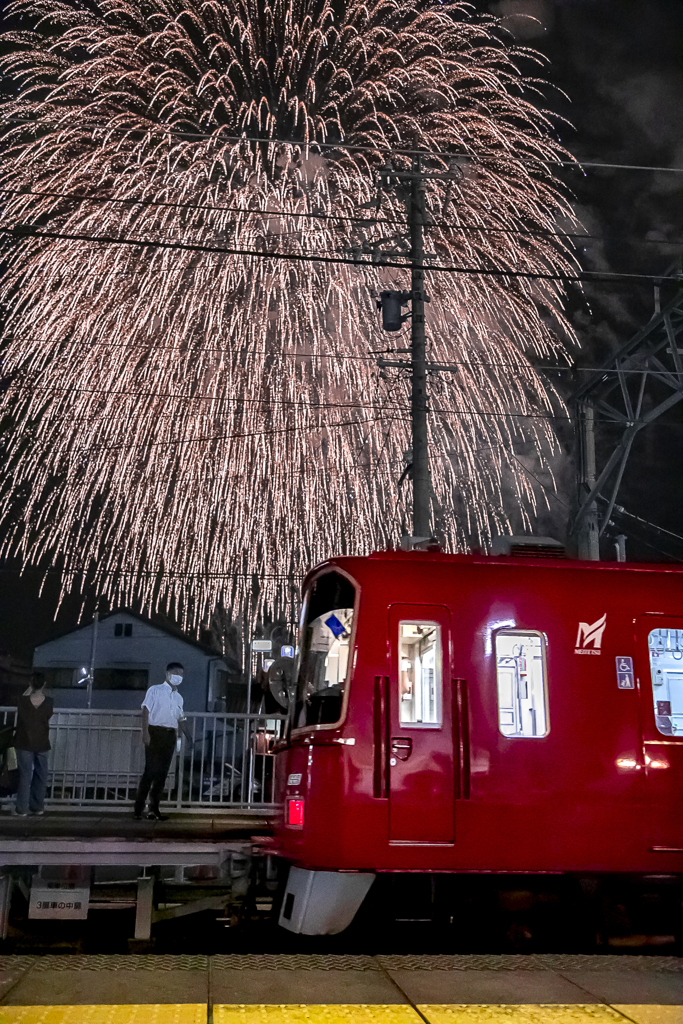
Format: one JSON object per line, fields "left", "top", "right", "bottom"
{"left": 0, "top": 0, "right": 578, "bottom": 629}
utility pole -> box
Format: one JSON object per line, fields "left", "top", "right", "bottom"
{"left": 408, "top": 157, "right": 430, "bottom": 538}
{"left": 375, "top": 157, "right": 456, "bottom": 542}
{"left": 86, "top": 609, "right": 99, "bottom": 709}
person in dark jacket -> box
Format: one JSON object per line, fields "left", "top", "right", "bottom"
{"left": 14, "top": 671, "right": 53, "bottom": 816}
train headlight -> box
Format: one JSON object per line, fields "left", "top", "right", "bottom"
{"left": 287, "top": 798, "right": 305, "bottom": 828}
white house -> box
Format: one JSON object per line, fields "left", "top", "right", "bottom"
{"left": 33, "top": 611, "right": 231, "bottom": 712}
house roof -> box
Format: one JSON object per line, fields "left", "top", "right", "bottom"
{"left": 34, "top": 608, "right": 224, "bottom": 660}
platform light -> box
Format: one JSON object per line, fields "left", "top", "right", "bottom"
{"left": 287, "top": 798, "right": 305, "bottom": 828}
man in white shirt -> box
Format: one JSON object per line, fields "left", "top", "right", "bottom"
{"left": 134, "top": 661, "right": 187, "bottom": 820}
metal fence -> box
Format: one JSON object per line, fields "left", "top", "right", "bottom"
{"left": 0, "top": 708, "right": 287, "bottom": 811}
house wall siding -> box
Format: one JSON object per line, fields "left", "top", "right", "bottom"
{"left": 33, "top": 613, "right": 224, "bottom": 712}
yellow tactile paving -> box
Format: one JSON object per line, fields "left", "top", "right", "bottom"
{"left": 0, "top": 1006, "right": 206, "bottom": 1024}
{"left": 613, "top": 1009, "right": 683, "bottom": 1024}
{"left": 419, "top": 1008, "right": 675, "bottom": 1024}
{"left": 1, "top": 1006, "right": 681, "bottom": 1024}
{"left": 214, "top": 1007, "right": 421, "bottom": 1024}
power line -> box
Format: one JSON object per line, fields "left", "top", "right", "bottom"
{"left": 2, "top": 223, "right": 681, "bottom": 285}
{"left": 556, "top": 160, "right": 683, "bottom": 175}
{"left": 71, "top": 413, "right": 404, "bottom": 454}
{"left": 0, "top": 380, "right": 659, "bottom": 427}
{"left": 0, "top": 565, "right": 304, "bottom": 579}
{"left": 5, "top": 112, "right": 683, "bottom": 173}
{"left": 0, "top": 186, "right": 408, "bottom": 230}
{"left": 3, "top": 185, "right": 682, "bottom": 248}
{"left": 609, "top": 504, "right": 683, "bottom": 547}
{"left": 38, "top": 339, "right": 677, "bottom": 377}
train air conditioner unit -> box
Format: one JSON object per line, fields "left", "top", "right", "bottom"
{"left": 491, "top": 535, "right": 566, "bottom": 559}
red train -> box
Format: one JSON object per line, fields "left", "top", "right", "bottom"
{"left": 271, "top": 547, "right": 683, "bottom": 935}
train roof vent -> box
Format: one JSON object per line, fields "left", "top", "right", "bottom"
{"left": 491, "top": 535, "right": 566, "bottom": 559}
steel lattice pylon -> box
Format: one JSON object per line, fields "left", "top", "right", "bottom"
{"left": 571, "top": 260, "right": 683, "bottom": 559}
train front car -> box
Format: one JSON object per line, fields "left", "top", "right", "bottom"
{"left": 273, "top": 550, "right": 683, "bottom": 937}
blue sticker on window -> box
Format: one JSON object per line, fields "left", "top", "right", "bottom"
{"left": 325, "top": 614, "right": 346, "bottom": 637}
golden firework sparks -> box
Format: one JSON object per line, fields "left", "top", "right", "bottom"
{"left": 0, "top": 0, "right": 578, "bottom": 629}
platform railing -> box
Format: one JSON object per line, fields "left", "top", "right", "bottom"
{"left": 0, "top": 708, "right": 287, "bottom": 812}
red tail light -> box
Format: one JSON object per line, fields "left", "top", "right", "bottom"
{"left": 287, "top": 797, "right": 305, "bottom": 827}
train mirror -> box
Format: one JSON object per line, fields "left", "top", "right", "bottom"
{"left": 268, "top": 656, "right": 295, "bottom": 708}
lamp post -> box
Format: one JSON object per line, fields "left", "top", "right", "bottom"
{"left": 86, "top": 610, "right": 99, "bottom": 709}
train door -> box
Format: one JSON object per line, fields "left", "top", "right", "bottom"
{"left": 637, "top": 616, "right": 683, "bottom": 851}
{"left": 387, "top": 604, "right": 454, "bottom": 843}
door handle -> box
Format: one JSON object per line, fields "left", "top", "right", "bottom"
{"left": 390, "top": 737, "right": 413, "bottom": 761}
{"left": 455, "top": 678, "right": 471, "bottom": 799}
{"left": 374, "top": 676, "right": 389, "bottom": 798}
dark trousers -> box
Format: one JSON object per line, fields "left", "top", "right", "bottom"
{"left": 135, "top": 726, "right": 176, "bottom": 813}
{"left": 16, "top": 749, "right": 49, "bottom": 814}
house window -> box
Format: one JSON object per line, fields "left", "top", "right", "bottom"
{"left": 495, "top": 630, "right": 549, "bottom": 738}
{"left": 93, "top": 669, "right": 148, "bottom": 690}
{"left": 42, "top": 668, "right": 89, "bottom": 688}
{"left": 41, "top": 667, "right": 148, "bottom": 689}
{"left": 649, "top": 628, "right": 683, "bottom": 736}
{"left": 114, "top": 623, "right": 133, "bottom": 637}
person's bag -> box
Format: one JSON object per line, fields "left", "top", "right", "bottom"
{"left": 0, "top": 747, "right": 19, "bottom": 796}
{"left": 0, "top": 725, "right": 14, "bottom": 753}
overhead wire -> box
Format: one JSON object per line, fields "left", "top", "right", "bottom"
{"left": 1, "top": 223, "right": 681, "bottom": 285}
{"left": 18, "top": 336, "right": 674, "bottom": 378}
{"left": 4, "top": 112, "right": 683, "bottom": 172}
{"left": 2, "top": 381, "right": 677, "bottom": 428}
{"left": 2, "top": 185, "right": 683, "bottom": 248}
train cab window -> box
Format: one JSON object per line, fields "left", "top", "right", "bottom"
{"left": 295, "top": 571, "right": 356, "bottom": 728}
{"left": 648, "top": 628, "right": 683, "bottom": 736}
{"left": 398, "top": 622, "right": 442, "bottom": 727}
{"left": 495, "top": 630, "right": 548, "bottom": 738}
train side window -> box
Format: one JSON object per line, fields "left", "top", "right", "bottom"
{"left": 495, "top": 630, "right": 548, "bottom": 738}
{"left": 648, "top": 628, "right": 683, "bottom": 736}
{"left": 399, "top": 622, "right": 442, "bottom": 727}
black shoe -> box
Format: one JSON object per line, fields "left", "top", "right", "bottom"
{"left": 133, "top": 807, "right": 144, "bottom": 820}
{"left": 147, "top": 810, "right": 169, "bottom": 821}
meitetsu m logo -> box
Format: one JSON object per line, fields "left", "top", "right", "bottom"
{"left": 575, "top": 613, "right": 607, "bottom": 655}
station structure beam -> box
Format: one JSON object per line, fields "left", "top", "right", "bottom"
{"left": 571, "top": 260, "right": 683, "bottom": 557}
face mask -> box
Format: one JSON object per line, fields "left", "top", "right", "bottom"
{"left": 169, "top": 674, "right": 183, "bottom": 687}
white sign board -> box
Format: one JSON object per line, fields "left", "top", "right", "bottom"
{"left": 251, "top": 640, "right": 272, "bottom": 653}
{"left": 29, "top": 881, "right": 90, "bottom": 920}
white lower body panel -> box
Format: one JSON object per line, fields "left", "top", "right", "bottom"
{"left": 278, "top": 866, "right": 375, "bottom": 935}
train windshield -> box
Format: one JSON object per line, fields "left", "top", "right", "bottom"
{"left": 295, "top": 571, "right": 356, "bottom": 727}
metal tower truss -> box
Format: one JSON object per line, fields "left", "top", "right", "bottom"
{"left": 572, "top": 268, "right": 683, "bottom": 558}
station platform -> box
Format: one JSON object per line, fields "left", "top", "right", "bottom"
{"left": 0, "top": 810, "right": 271, "bottom": 843}
{"left": 0, "top": 810, "right": 270, "bottom": 866}
{"left": 0, "top": 953, "right": 680, "bottom": 1024}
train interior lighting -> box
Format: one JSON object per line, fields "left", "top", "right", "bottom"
{"left": 649, "top": 628, "right": 683, "bottom": 735}
{"left": 495, "top": 630, "right": 548, "bottom": 738}
{"left": 398, "top": 622, "right": 442, "bottom": 725}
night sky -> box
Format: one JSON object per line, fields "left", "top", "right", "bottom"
{"left": 1, "top": 0, "right": 682, "bottom": 664}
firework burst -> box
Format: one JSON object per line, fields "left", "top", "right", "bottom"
{"left": 0, "top": 0, "right": 578, "bottom": 630}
